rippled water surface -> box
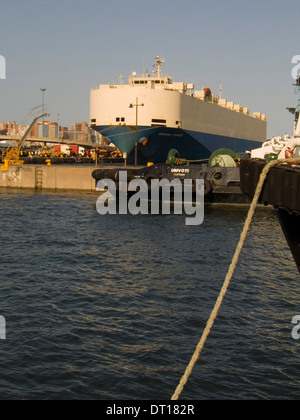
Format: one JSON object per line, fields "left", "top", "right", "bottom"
{"left": 0, "top": 188, "right": 299, "bottom": 400}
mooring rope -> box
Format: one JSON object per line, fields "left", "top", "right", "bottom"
{"left": 171, "top": 158, "right": 300, "bottom": 400}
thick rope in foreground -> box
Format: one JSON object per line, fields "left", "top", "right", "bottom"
{"left": 171, "top": 158, "right": 300, "bottom": 400}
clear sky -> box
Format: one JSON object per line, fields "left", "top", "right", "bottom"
{"left": 0, "top": 0, "right": 299, "bottom": 137}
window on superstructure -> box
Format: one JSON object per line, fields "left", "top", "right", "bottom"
{"left": 152, "top": 119, "right": 166, "bottom": 124}
{"left": 151, "top": 118, "right": 167, "bottom": 127}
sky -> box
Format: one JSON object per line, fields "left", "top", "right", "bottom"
{"left": 0, "top": 0, "right": 299, "bottom": 137}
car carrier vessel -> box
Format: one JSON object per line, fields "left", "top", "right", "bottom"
{"left": 90, "top": 57, "right": 267, "bottom": 165}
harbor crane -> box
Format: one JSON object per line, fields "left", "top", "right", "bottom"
{"left": 1, "top": 112, "right": 49, "bottom": 171}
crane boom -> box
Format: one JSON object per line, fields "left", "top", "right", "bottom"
{"left": 1, "top": 113, "right": 49, "bottom": 171}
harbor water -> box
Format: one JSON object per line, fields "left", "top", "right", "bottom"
{"left": 0, "top": 188, "right": 299, "bottom": 400}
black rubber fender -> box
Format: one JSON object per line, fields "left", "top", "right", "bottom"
{"left": 143, "top": 173, "right": 161, "bottom": 185}
{"left": 204, "top": 179, "right": 212, "bottom": 196}
{"left": 92, "top": 169, "right": 118, "bottom": 181}
{"left": 92, "top": 169, "right": 137, "bottom": 182}
{"left": 116, "top": 170, "right": 137, "bottom": 182}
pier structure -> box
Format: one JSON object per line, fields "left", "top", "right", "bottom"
{"left": 0, "top": 163, "right": 140, "bottom": 192}
{"left": 0, "top": 134, "right": 100, "bottom": 148}
{"left": 0, "top": 164, "right": 97, "bottom": 191}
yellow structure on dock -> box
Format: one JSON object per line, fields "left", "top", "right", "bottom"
{"left": 1, "top": 113, "right": 48, "bottom": 171}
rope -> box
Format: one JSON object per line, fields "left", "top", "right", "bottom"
{"left": 171, "top": 157, "right": 300, "bottom": 400}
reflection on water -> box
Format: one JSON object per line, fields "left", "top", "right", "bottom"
{"left": 0, "top": 189, "right": 299, "bottom": 400}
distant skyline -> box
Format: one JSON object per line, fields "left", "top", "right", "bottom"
{"left": 0, "top": 0, "right": 299, "bottom": 137}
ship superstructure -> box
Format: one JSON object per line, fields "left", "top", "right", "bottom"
{"left": 250, "top": 76, "right": 300, "bottom": 160}
{"left": 90, "top": 57, "right": 267, "bottom": 164}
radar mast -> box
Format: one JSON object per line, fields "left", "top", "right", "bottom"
{"left": 154, "top": 56, "right": 165, "bottom": 78}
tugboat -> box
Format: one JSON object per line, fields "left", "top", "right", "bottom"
{"left": 240, "top": 76, "right": 300, "bottom": 273}
{"left": 92, "top": 147, "right": 251, "bottom": 204}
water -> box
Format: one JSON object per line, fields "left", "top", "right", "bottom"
{"left": 0, "top": 188, "right": 299, "bottom": 400}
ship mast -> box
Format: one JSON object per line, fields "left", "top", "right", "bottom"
{"left": 294, "top": 76, "right": 300, "bottom": 137}
{"left": 154, "top": 56, "right": 165, "bottom": 78}
{"left": 287, "top": 76, "right": 300, "bottom": 137}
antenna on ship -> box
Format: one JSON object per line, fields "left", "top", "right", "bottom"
{"left": 219, "top": 81, "right": 223, "bottom": 99}
{"left": 291, "top": 75, "right": 300, "bottom": 137}
{"left": 295, "top": 75, "right": 300, "bottom": 110}
{"left": 295, "top": 76, "right": 300, "bottom": 136}
{"left": 154, "top": 56, "right": 165, "bottom": 78}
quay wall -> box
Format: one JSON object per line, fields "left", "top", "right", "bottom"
{"left": 0, "top": 165, "right": 98, "bottom": 191}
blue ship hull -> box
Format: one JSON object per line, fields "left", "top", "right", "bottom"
{"left": 95, "top": 125, "right": 263, "bottom": 165}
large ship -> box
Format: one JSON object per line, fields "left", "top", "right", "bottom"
{"left": 90, "top": 57, "right": 267, "bottom": 165}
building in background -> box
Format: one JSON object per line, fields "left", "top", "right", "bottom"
{"left": 36, "top": 121, "right": 59, "bottom": 139}
{"left": 1, "top": 119, "right": 101, "bottom": 145}
{"left": 71, "top": 122, "right": 89, "bottom": 133}
{"left": 68, "top": 121, "right": 90, "bottom": 142}
{"left": 1, "top": 121, "right": 21, "bottom": 136}
{"left": 59, "top": 126, "right": 69, "bottom": 140}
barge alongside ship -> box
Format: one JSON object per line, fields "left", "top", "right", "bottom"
{"left": 92, "top": 148, "right": 250, "bottom": 204}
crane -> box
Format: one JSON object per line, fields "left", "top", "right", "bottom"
{"left": 1, "top": 113, "right": 49, "bottom": 171}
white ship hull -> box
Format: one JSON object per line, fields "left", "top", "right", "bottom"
{"left": 90, "top": 58, "right": 267, "bottom": 164}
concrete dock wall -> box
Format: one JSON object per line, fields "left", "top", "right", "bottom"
{"left": 0, "top": 165, "right": 97, "bottom": 191}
